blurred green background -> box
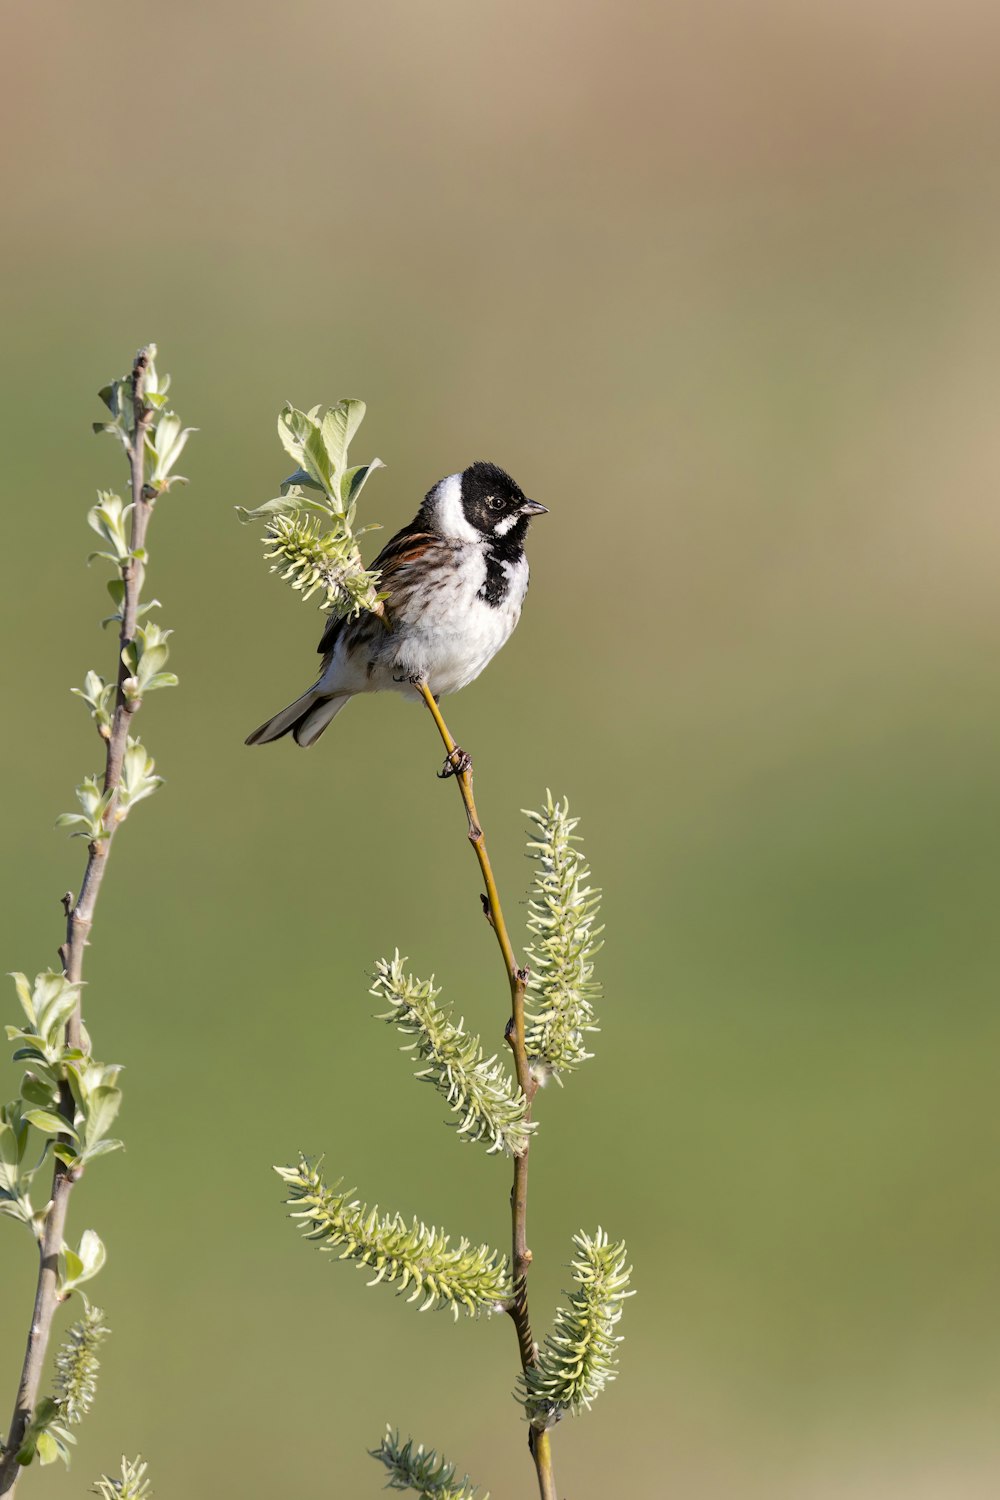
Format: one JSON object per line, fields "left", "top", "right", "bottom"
{"left": 3, "top": 2, "right": 1000, "bottom": 1495}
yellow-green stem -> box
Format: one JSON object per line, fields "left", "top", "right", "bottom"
{"left": 415, "top": 683, "right": 556, "bottom": 1500}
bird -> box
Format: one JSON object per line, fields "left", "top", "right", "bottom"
{"left": 246, "top": 460, "right": 547, "bottom": 748}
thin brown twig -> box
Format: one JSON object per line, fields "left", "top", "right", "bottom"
{"left": 0, "top": 348, "right": 155, "bottom": 1493}
{"left": 415, "top": 683, "right": 558, "bottom": 1500}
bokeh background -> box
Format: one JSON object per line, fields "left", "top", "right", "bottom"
{"left": 2, "top": 2, "right": 1000, "bottom": 1495}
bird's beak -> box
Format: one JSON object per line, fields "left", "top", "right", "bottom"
{"left": 520, "top": 499, "right": 548, "bottom": 515}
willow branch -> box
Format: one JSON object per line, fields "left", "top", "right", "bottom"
{"left": 0, "top": 347, "right": 155, "bottom": 1493}
{"left": 415, "top": 683, "right": 557, "bottom": 1500}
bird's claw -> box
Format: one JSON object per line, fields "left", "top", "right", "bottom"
{"left": 438, "top": 746, "right": 473, "bottom": 779}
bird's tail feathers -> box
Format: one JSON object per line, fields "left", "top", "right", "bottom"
{"left": 245, "top": 688, "right": 352, "bottom": 747}
{"left": 292, "top": 694, "right": 352, "bottom": 747}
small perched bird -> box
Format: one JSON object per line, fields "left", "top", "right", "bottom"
{"left": 246, "top": 461, "right": 547, "bottom": 748}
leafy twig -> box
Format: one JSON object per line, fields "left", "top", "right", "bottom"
{"left": 237, "top": 400, "right": 384, "bottom": 619}
{"left": 0, "top": 347, "right": 187, "bottom": 1492}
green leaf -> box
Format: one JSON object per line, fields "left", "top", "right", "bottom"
{"left": 55, "top": 814, "right": 94, "bottom": 836}
{"left": 79, "top": 1138, "right": 123, "bottom": 1162}
{"left": 23, "top": 1108, "right": 76, "bottom": 1139}
{"left": 92, "top": 374, "right": 132, "bottom": 454}
{"left": 82, "top": 1086, "right": 122, "bottom": 1148}
{"left": 321, "top": 398, "right": 365, "bottom": 485}
{"left": 11, "top": 1046, "right": 46, "bottom": 1063}
{"left": 6, "top": 1030, "right": 41, "bottom": 1052}
{"left": 303, "top": 424, "right": 336, "bottom": 497}
{"left": 35, "top": 1430, "right": 59, "bottom": 1465}
{"left": 57, "top": 781, "right": 113, "bottom": 842}
{"left": 10, "top": 972, "right": 35, "bottom": 1025}
{"left": 142, "top": 671, "right": 178, "bottom": 692}
{"left": 0, "top": 1199, "right": 35, "bottom": 1227}
{"left": 276, "top": 405, "right": 328, "bottom": 492}
{"left": 278, "top": 466, "right": 325, "bottom": 495}
{"left": 87, "top": 492, "right": 131, "bottom": 561}
{"left": 16, "top": 1394, "right": 76, "bottom": 1467}
{"left": 117, "top": 737, "right": 163, "bottom": 814}
{"left": 0, "top": 1109, "right": 31, "bottom": 1199}
{"left": 60, "top": 1228, "right": 107, "bottom": 1295}
{"left": 0, "top": 1116, "right": 23, "bottom": 1168}
{"left": 20, "top": 1075, "right": 57, "bottom": 1109}
{"left": 342, "top": 456, "right": 385, "bottom": 508}
{"left": 36, "top": 976, "right": 80, "bottom": 1043}
{"left": 236, "top": 495, "right": 295, "bottom": 523}
{"left": 274, "top": 400, "right": 367, "bottom": 505}
{"left": 148, "top": 410, "right": 196, "bottom": 486}
{"left": 238, "top": 491, "right": 332, "bottom": 524}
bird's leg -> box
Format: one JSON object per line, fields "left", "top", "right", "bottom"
{"left": 438, "top": 745, "right": 473, "bottom": 779}
{"left": 408, "top": 678, "right": 473, "bottom": 778}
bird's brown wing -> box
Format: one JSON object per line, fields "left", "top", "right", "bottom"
{"left": 370, "top": 523, "right": 440, "bottom": 575}
{"left": 315, "top": 521, "right": 442, "bottom": 658}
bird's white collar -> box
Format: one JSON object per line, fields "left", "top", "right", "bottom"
{"left": 431, "top": 472, "right": 481, "bottom": 543}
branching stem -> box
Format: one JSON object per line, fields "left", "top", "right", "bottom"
{"left": 415, "top": 683, "right": 557, "bottom": 1500}
{"left": 0, "top": 348, "right": 155, "bottom": 1494}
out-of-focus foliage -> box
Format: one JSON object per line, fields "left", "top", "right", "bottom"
{"left": 91, "top": 1455, "right": 151, "bottom": 1500}
{"left": 370, "top": 1427, "right": 487, "bottom": 1500}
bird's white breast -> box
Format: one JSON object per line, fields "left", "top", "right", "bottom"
{"left": 362, "top": 540, "right": 519, "bottom": 696}
{"left": 413, "top": 547, "right": 527, "bottom": 696}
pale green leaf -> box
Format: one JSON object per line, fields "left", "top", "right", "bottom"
{"left": 23, "top": 1108, "right": 76, "bottom": 1139}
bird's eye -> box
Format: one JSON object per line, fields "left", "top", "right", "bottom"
{"left": 487, "top": 495, "right": 506, "bottom": 511}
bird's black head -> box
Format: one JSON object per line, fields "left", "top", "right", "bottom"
{"left": 459, "top": 461, "right": 547, "bottom": 546}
